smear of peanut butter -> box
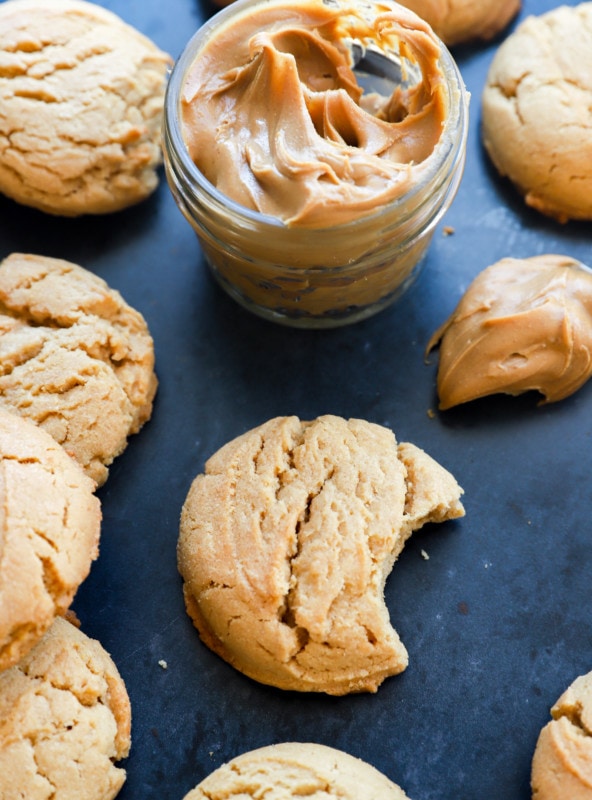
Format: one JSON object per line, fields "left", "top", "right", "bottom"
{"left": 426, "top": 255, "right": 592, "bottom": 408}
{"left": 180, "top": 0, "right": 447, "bottom": 227}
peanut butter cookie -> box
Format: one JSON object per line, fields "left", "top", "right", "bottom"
{"left": 0, "top": 0, "right": 172, "bottom": 215}
{"left": 178, "top": 415, "right": 465, "bottom": 695}
{"left": 0, "top": 616, "right": 131, "bottom": 800}
{"left": 426, "top": 255, "right": 592, "bottom": 408}
{"left": 481, "top": 3, "right": 592, "bottom": 222}
{"left": 531, "top": 670, "right": 592, "bottom": 800}
{"left": 399, "top": 0, "right": 520, "bottom": 46}
{"left": 182, "top": 742, "right": 410, "bottom": 799}
{"left": 0, "top": 408, "right": 100, "bottom": 672}
{"left": 0, "top": 253, "right": 157, "bottom": 486}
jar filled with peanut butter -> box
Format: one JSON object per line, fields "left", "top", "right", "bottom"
{"left": 163, "top": 0, "right": 469, "bottom": 327}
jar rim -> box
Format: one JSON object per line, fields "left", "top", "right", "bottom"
{"left": 163, "top": 0, "right": 469, "bottom": 233}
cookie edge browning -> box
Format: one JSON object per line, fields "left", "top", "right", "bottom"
{"left": 400, "top": 0, "right": 521, "bottom": 47}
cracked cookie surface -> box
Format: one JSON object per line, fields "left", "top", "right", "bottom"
{"left": 0, "top": 615, "right": 131, "bottom": 800}
{"left": 532, "top": 670, "right": 592, "bottom": 799}
{"left": 0, "top": 252, "right": 157, "bottom": 486}
{"left": 399, "top": 0, "right": 520, "bottom": 46}
{"left": 178, "top": 415, "right": 465, "bottom": 695}
{"left": 0, "top": 408, "right": 100, "bottom": 672}
{"left": 481, "top": 2, "right": 592, "bottom": 222}
{"left": 182, "top": 742, "right": 410, "bottom": 799}
{"left": 0, "top": 0, "right": 172, "bottom": 215}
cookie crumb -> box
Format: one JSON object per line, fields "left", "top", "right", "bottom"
{"left": 158, "top": 659, "right": 168, "bottom": 670}
{"left": 443, "top": 226, "right": 455, "bottom": 236}
{"left": 421, "top": 549, "right": 430, "bottom": 560}
{"left": 427, "top": 408, "right": 436, "bottom": 419}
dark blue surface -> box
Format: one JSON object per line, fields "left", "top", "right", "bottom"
{"left": 1, "top": 0, "right": 591, "bottom": 798}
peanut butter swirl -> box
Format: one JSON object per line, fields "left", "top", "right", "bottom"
{"left": 426, "top": 255, "right": 592, "bottom": 409}
{"left": 180, "top": 0, "right": 447, "bottom": 227}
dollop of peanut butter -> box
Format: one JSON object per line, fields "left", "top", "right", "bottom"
{"left": 426, "top": 255, "right": 592, "bottom": 408}
{"left": 180, "top": 0, "right": 447, "bottom": 227}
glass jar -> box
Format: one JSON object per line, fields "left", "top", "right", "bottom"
{"left": 163, "top": 0, "right": 469, "bottom": 328}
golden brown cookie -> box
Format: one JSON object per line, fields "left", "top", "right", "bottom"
{"left": 0, "top": 615, "right": 131, "bottom": 800}
{"left": 178, "top": 415, "right": 465, "bottom": 695}
{"left": 481, "top": 3, "right": 592, "bottom": 222}
{"left": 399, "top": 0, "right": 520, "bottom": 46}
{"left": 182, "top": 742, "right": 410, "bottom": 799}
{"left": 426, "top": 255, "right": 592, "bottom": 409}
{"left": 0, "top": 0, "right": 172, "bottom": 216}
{"left": 531, "top": 670, "right": 592, "bottom": 800}
{"left": 0, "top": 408, "right": 100, "bottom": 672}
{"left": 0, "top": 253, "right": 158, "bottom": 485}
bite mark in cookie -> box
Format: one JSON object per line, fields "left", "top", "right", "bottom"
{"left": 178, "top": 415, "right": 464, "bottom": 695}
